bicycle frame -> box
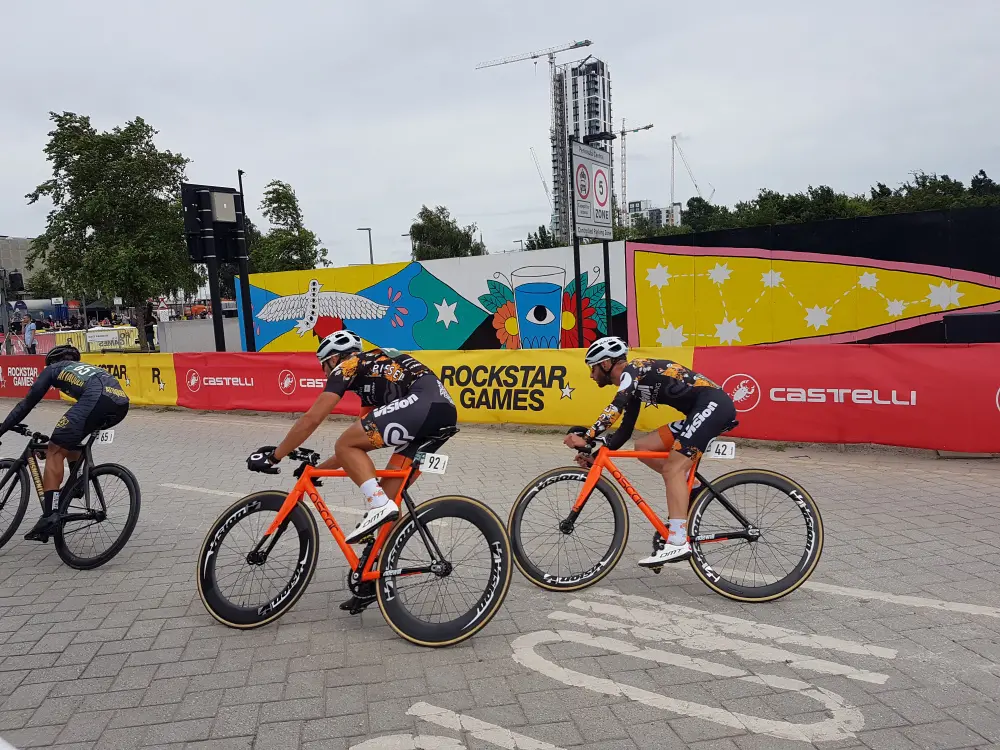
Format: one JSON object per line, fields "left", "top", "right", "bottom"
{"left": 570, "top": 447, "right": 757, "bottom": 543}
{"left": 260, "top": 463, "right": 436, "bottom": 584}
{"left": 0, "top": 430, "right": 99, "bottom": 516}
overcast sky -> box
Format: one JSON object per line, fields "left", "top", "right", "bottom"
{"left": 2, "top": 1, "right": 998, "bottom": 265}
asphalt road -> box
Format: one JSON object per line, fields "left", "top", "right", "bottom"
{"left": 0, "top": 401, "right": 998, "bottom": 750}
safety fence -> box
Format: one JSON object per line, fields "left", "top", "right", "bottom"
{"left": 0, "top": 344, "right": 996, "bottom": 453}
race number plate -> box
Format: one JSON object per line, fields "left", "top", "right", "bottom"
{"left": 95, "top": 429, "right": 115, "bottom": 445}
{"left": 419, "top": 452, "right": 449, "bottom": 474}
{"left": 705, "top": 439, "right": 735, "bottom": 459}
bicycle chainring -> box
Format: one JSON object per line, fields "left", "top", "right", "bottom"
{"left": 347, "top": 540, "right": 377, "bottom": 598}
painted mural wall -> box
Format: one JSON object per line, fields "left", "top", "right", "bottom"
{"left": 627, "top": 243, "right": 1000, "bottom": 347}
{"left": 236, "top": 243, "right": 628, "bottom": 352}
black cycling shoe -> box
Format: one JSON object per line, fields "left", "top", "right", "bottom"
{"left": 23, "top": 512, "right": 62, "bottom": 543}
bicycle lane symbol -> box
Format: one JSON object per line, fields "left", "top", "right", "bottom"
{"left": 509, "top": 588, "right": 896, "bottom": 744}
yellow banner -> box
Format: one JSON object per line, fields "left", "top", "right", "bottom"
{"left": 415, "top": 347, "right": 693, "bottom": 431}
{"left": 79, "top": 353, "right": 178, "bottom": 406}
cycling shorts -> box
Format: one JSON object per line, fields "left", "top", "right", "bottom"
{"left": 360, "top": 374, "right": 457, "bottom": 459}
{"left": 51, "top": 387, "right": 130, "bottom": 449}
{"left": 658, "top": 388, "right": 736, "bottom": 459}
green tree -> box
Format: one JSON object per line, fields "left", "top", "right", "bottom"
{"left": 409, "top": 205, "right": 487, "bottom": 260}
{"left": 26, "top": 112, "right": 202, "bottom": 350}
{"left": 250, "top": 180, "right": 328, "bottom": 273}
{"left": 25, "top": 267, "right": 65, "bottom": 300}
{"left": 525, "top": 225, "right": 558, "bottom": 250}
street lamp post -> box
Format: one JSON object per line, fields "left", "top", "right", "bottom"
{"left": 357, "top": 228, "right": 373, "bottom": 264}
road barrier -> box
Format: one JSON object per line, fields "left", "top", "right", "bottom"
{"left": 0, "top": 344, "right": 996, "bottom": 453}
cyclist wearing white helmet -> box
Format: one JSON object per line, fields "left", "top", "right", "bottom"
{"left": 565, "top": 336, "right": 736, "bottom": 566}
{"left": 246, "top": 330, "right": 457, "bottom": 568}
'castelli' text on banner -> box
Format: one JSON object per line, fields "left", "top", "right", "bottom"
{"left": 691, "top": 343, "right": 1000, "bottom": 452}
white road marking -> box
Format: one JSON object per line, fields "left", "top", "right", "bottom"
{"left": 805, "top": 581, "right": 1000, "bottom": 619}
{"left": 159, "top": 482, "right": 365, "bottom": 516}
{"left": 407, "top": 702, "right": 566, "bottom": 750}
{"left": 351, "top": 732, "right": 464, "bottom": 749}
{"left": 512, "top": 629, "right": 863, "bottom": 743}
{"left": 588, "top": 589, "right": 897, "bottom": 658}
{"left": 507, "top": 588, "right": 904, "bottom": 742}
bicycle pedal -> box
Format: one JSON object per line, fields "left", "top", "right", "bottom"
{"left": 650, "top": 566, "right": 663, "bottom": 575}
{"left": 353, "top": 533, "right": 375, "bottom": 545}
{"left": 340, "top": 595, "right": 376, "bottom": 615}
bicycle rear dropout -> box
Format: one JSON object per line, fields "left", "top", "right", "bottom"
{"left": 508, "top": 423, "right": 824, "bottom": 602}
{"left": 0, "top": 423, "right": 141, "bottom": 569}
{"left": 197, "top": 426, "right": 513, "bottom": 647}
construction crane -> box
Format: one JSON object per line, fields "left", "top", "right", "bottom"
{"left": 477, "top": 40, "right": 594, "bottom": 240}
{"left": 530, "top": 147, "right": 552, "bottom": 209}
{"left": 619, "top": 119, "right": 654, "bottom": 227}
{"left": 671, "top": 135, "right": 715, "bottom": 206}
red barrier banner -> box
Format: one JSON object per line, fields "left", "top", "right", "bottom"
{"left": 0, "top": 356, "right": 60, "bottom": 402}
{"left": 173, "top": 353, "right": 361, "bottom": 416}
{"left": 693, "top": 344, "right": 1000, "bottom": 453}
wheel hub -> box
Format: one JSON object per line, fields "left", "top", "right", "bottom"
{"left": 246, "top": 550, "right": 267, "bottom": 565}
{"left": 430, "top": 560, "right": 452, "bottom": 577}
{"left": 558, "top": 519, "right": 575, "bottom": 535}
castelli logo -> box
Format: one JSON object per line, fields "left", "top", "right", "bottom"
{"left": 278, "top": 370, "right": 296, "bottom": 396}
{"left": 186, "top": 369, "right": 201, "bottom": 393}
{"left": 995, "top": 386, "right": 999, "bottom": 413}
{"left": 722, "top": 373, "right": 761, "bottom": 413}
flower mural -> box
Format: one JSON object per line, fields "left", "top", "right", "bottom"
{"left": 560, "top": 291, "right": 599, "bottom": 348}
{"left": 478, "top": 268, "right": 625, "bottom": 349}
{"left": 492, "top": 301, "right": 520, "bottom": 349}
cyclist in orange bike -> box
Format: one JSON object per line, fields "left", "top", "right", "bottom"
{"left": 564, "top": 336, "right": 736, "bottom": 567}
{"left": 246, "top": 329, "right": 457, "bottom": 546}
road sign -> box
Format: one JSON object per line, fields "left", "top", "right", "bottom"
{"left": 113, "top": 297, "right": 123, "bottom": 306}
{"left": 571, "top": 142, "right": 613, "bottom": 240}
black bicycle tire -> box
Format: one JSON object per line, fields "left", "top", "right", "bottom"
{"left": 508, "top": 467, "right": 629, "bottom": 592}
{"left": 377, "top": 495, "right": 512, "bottom": 648}
{"left": 197, "top": 491, "right": 320, "bottom": 629}
{"left": 0, "top": 459, "right": 30, "bottom": 550}
{"left": 688, "top": 469, "right": 824, "bottom": 602}
{"left": 54, "top": 463, "right": 142, "bottom": 570}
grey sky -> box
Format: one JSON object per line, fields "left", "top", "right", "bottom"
{"left": 2, "top": 1, "right": 998, "bottom": 267}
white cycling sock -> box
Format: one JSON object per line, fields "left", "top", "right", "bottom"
{"left": 667, "top": 518, "right": 687, "bottom": 546}
{"left": 360, "top": 478, "right": 388, "bottom": 508}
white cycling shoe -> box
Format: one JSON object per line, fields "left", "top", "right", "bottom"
{"left": 344, "top": 503, "right": 399, "bottom": 544}
{"left": 638, "top": 541, "right": 692, "bottom": 567}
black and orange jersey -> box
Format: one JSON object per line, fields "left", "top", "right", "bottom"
{"left": 0, "top": 361, "right": 126, "bottom": 436}
{"left": 323, "top": 349, "right": 434, "bottom": 406}
{"left": 586, "top": 358, "right": 720, "bottom": 442}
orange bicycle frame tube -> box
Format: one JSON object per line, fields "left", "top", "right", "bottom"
{"left": 572, "top": 447, "right": 701, "bottom": 539}
{"left": 263, "top": 464, "right": 414, "bottom": 582}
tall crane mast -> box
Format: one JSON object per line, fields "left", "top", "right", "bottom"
{"left": 671, "top": 135, "right": 714, "bottom": 205}
{"left": 530, "top": 147, "right": 552, "bottom": 209}
{"left": 619, "top": 119, "right": 654, "bottom": 227}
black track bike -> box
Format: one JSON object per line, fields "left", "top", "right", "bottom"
{"left": 0, "top": 423, "right": 141, "bottom": 569}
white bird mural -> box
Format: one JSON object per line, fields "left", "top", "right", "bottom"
{"left": 255, "top": 279, "right": 394, "bottom": 336}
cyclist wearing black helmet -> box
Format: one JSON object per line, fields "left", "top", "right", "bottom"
{"left": 247, "top": 330, "right": 457, "bottom": 552}
{"left": 0, "top": 344, "right": 130, "bottom": 541}
{"left": 564, "top": 336, "right": 736, "bottom": 567}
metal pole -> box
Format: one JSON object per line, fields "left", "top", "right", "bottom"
{"left": 234, "top": 182, "right": 256, "bottom": 352}
{"left": 602, "top": 239, "right": 613, "bottom": 338}
{"left": 0, "top": 272, "right": 11, "bottom": 355}
{"left": 358, "top": 228, "right": 373, "bottom": 264}
{"left": 197, "top": 189, "right": 227, "bottom": 352}
{"left": 569, "top": 137, "right": 584, "bottom": 348}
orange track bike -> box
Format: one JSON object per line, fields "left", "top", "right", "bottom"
{"left": 508, "top": 424, "right": 823, "bottom": 602}
{"left": 197, "top": 427, "right": 512, "bottom": 647}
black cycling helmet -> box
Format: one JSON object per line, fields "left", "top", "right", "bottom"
{"left": 45, "top": 344, "right": 81, "bottom": 366}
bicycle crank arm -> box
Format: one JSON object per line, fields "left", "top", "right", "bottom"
{"left": 693, "top": 528, "right": 761, "bottom": 543}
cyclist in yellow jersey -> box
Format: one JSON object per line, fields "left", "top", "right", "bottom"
{"left": 564, "top": 336, "right": 736, "bottom": 566}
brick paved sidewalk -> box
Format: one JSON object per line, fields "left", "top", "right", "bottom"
{"left": 0, "top": 402, "right": 997, "bottom": 749}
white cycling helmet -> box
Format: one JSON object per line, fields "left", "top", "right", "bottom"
{"left": 317, "top": 330, "right": 363, "bottom": 364}
{"left": 585, "top": 336, "right": 629, "bottom": 366}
